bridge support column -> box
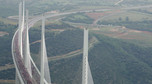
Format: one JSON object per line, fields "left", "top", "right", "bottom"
{"left": 40, "top": 15, "right": 45, "bottom": 84}
{"left": 82, "top": 28, "right": 89, "bottom": 84}
{"left": 24, "top": 9, "right": 32, "bottom": 77}
{"left": 82, "top": 28, "right": 94, "bottom": 84}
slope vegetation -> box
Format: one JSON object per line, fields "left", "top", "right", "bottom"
{"left": 1, "top": 26, "right": 152, "bottom": 84}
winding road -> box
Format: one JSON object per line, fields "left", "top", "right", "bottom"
{"left": 115, "top": 0, "right": 124, "bottom": 5}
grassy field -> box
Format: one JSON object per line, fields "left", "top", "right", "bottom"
{"left": 0, "top": 17, "right": 17, "bottom": 25}
{"left": 0, "top": 80, "right": 14, "bottom": 84}
{"left": 90, "top": 25, "right": 152, "bottom": 47}
{"left": 67, "top": 20, "right": 152, "bottom": 47}
{"left": 80, "top": 9, "right": 152, "bottom": 47}
{"left": 101, "top": 11, "right": 152, "bottom": 22}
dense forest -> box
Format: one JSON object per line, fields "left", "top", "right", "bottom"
{"left": 0, "top": 22, "right": 16, "bottom": 80}
{"left": 1, "top": 24, "right": 152, "bottom": 84}
{"left": 0, "top": 22, "right": 16, "bottom": 66}
{"left": 30, "top": 29, "right": 152, "bottom": 84}
{"left": 48, "top": 32, "right": 152, "bottom": 84}
{"left": 45, "top": 22, "right": 75, "bottom": 29}
{"left": 62, "top": 13, "right": 94, "bottom": 24}
{"left": 0, "top": 69, "right": 15, "bottom": 80}
{"left": 30, "top": 28, "right": 83, "bottom": 56}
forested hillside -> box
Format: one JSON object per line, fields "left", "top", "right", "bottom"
{"left": 1, "top": 25, "right": 152, "bottom": 84}
{"left": 1, "top": 0, "right": 152, "bottom": 84}
{"left": 0, "top": 22, "right": 16, "bottom": 66}
{"left": 27, "top": 29, "right": 152, "bottom": 84}
{"left": 46, "top": 31, "right": 152, "bottom": 84}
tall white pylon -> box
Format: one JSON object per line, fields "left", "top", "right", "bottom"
{"left": 16, "top": 2, "right": 22, "bottom": 84}
{"left": 82, "top": 28, "right": 94, "bottom": 84}
{"left": 40, "top": 14, "right": 52, "bottom": 84}
{"left": 82, "top": 28, "right": 89, "bottom": 84}
{"left": 40, "top": 15, "right": 46, "bottom": 84}
{"left": 18, "top": 2, "right": 22, "bottom": 33}
{"left": 22, "top": 0, "right": 25, "bottom": 33}
{"left": 19, "top": 0, "right": 25, "bottom": 58}
{"left": 24, "top": 9, "right": 32, "bottom": 77}
{"left": 18, "top": 2, "right": 23, "bottom": 58}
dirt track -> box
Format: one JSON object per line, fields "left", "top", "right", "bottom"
{"left": 0, "top": 31, "right": 9, "bottom": 37}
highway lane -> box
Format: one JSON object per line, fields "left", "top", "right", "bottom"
{"left": 115, "top": 0, "right": 124, "bottom": 5}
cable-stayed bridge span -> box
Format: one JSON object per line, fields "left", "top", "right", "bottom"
{"left": 12, "top": 1, "right": 94, "bottom": 84}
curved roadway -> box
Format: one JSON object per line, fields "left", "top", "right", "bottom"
{"left": 11, "top": 4, "right": 152, "bottom": 84}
